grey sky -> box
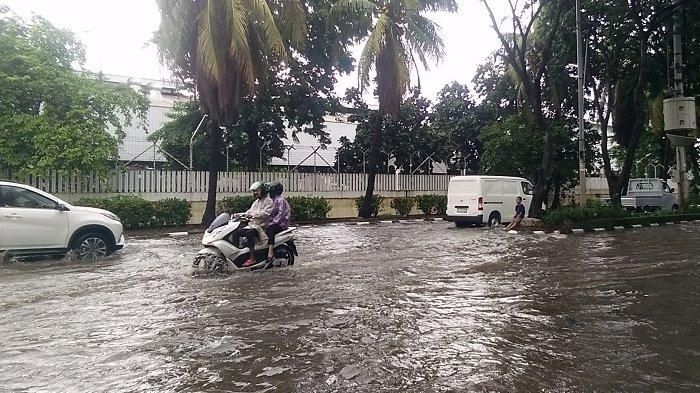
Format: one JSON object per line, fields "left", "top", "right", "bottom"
{"left": 3, "top": 0, "right": 506, "bottom": 103}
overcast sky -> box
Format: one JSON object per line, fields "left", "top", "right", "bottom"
{"left": 3, "top": 0, "right": 507, "bottom": 103}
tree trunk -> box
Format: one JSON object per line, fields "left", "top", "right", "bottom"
{"left": 528, "top": 92, "right": 550, "bottom": 218}
{"left": 202, "top": 121, "right": 223, "bottom": 226}
{"left": 552, "top": 178, "right": 562, "bottom": 209}
{"left": 359, "top": 113, "right": 382, "bottom": 218}
{"left": 613, "top": 34, "right": 649, "bottom": 203}
{"left": 245, "top": 124, "right": 258, "bottom": 172}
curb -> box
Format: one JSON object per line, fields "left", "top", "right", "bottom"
{"left": 163, "top": 216, "right": 694, "bottom": 237}
{"left": 163, "top": 216, "right": 448, "bottom": 236}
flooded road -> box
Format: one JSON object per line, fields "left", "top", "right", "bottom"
{"left": 1, "top": 221, "right": 699, "bottom": 392}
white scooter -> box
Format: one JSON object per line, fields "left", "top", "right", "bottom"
{"left": 193, "top": 213, "right": 297, "bottom": 272}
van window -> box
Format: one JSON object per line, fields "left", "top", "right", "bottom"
{"left": 521, "top": 182, "right": 533, "bottom": 195}
{"left": 450, "top": 180, "right": 478, "bottom": 195}
{"left": 502, "top": 181, "right": 519, "bottom": 194}
{"left": 484, "top": 180, "right": 500, "bottom": 194}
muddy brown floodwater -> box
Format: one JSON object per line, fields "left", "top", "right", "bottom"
{"left": 1, "top": 221, "right": 698, "bottom": 392}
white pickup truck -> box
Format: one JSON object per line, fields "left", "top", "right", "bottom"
{"left": 618, "top": 178, "right": 679, "bottom": 212}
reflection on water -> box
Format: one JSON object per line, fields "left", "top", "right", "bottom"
{"left": 1, "top": 222, "right": 699, "bottom": 392}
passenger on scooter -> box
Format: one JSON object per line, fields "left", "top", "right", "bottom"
{"left": 241, "top": 181, "right": 274, "bottom": 267}
{"left": 266, "top": 181, "right": 291, "bottom": 262}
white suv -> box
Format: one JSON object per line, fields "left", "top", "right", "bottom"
{"left": 0, "top": 181, "right": 124, "bottom": 259}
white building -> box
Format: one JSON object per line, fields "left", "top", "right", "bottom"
{"left": 104, "top": 74, "right": 189, "bottom": 167}
{"left": 270, "top": 115, "right": 357, "bottom": 171}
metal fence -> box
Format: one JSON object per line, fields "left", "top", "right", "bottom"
{"left": 1, "top": 170, "right": 450, "bottom": 195}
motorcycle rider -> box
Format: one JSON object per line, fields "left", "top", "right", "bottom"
{"left": 241, "top": 181, "right": 274, "bottom": 267}
{"left": 266, "top": 181, "right": 291, "bottom": 261}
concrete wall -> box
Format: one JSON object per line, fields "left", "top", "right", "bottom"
{"left": 185, "top": 196, "right": 430, "bottom": 224}
{"left": 56, "top": 191, "right": 443, "bottom": 224}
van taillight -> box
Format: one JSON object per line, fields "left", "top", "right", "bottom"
{"left": 478, "top": 197, "right": 483, "bottom": 211}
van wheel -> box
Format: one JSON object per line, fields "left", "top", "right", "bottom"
{"left": 488, "top": 212, "right": 501, "bottom": 227}
{"left": 73, "top": 232, "right": 112, "bottom": 259}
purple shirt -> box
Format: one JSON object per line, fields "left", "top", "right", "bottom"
{"left": 270, "top": 196, "right": 291, "bottom": 228}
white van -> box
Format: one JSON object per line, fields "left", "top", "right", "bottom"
{"left": 446, "top": 176, "right": 534, "bottom": 227}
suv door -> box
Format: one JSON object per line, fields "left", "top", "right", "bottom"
{"left": 0, "top": 185, "right": 69, "bottom": 249}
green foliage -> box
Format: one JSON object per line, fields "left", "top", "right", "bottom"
{"left": 337, "top": 89, "right": 445, "bottom": 174}
{"left": 542, "top": 199, "right": 630, "bottom": 227}
{"left": 75, "top": 196, "right": 191, "bottom": 229}
{"left": 431, "top": 82, "right": 483, "bottom": 174}
{"left": 414, "top": 194, "right": 447, "bottom": 215}
{"left": 355, "top": 195, "right": 383, "bottom": 217}
{"left": 0, "top": 11, "right": 148, "bottom": 176}
{"left": 218, "top": 196, "right": 255, "bottom": 215}
{"left": 287, "top": 196, "right": 332, "bottom": 222}
{"left": 152, "top": 198, "right": 191, "bottom": 227}
{"left": 390, "top": 197, "right": 414, "bottom": 216}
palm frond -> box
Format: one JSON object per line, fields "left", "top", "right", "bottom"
{"left": 225, "top": 0, "right": 255, "bottom": 88}
{"left": 376, "top": 33, "right": 409, "bottom": 116}
{"left": 196, "top": 1, "right": 229, "bottom": 84}
{"left": 405, "top": 14, "right": 445, "bottom": 67}
{"left": 277, "top": 0, "right": 308, "bottom": 47}
{"left": 330, "top": 0, "right": 377, "bottom": 19}
{"left": 358, "top": 13, "right": 393, "bottom": 89}
{"left": 246, "top": 0, "right": 286, "bottom": 57}
{"left": 417, "top": 0, "right": 458, "bottom": 13}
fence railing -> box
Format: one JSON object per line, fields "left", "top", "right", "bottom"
{"left": 1, "top": 170, "right": 450, "bottom": 195}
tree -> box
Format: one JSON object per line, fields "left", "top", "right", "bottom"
{"left": 480, "top": 0, "right": 567, "bottom": 217}
{"left": 430, "top": 82, "right": 484, "bottom": 174}
{"left": 155, "top": 0, "right": 308, "bottom": 224}
{"left": 332, "top": 0, "right": 457, "bottom": 218}
{"left": 337, "top": 88, "right": 442, "bottom": 174}
{"left": 0, "top": 10, "right": 148, "bottom": 176}
{"left": 581, "top": 0, "right": 692, "bottom": 204}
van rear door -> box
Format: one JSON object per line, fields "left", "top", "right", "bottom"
{"left": 447, "top": 178, "right": 480, "bottom": 216}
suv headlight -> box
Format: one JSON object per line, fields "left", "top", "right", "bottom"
{"left": 100, "top": 212, "right": 121, "bottom": 222}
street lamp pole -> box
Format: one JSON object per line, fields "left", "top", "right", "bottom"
{"left": 259, "top": 140, "right": 270, "bottom": 172}
{"left": 189, "top": 114, "right": 208, "bottom": 170}
{"left": 284, "top": 144, "right": 295, "bottom": 173}
{"left": 575, "top": 0, "right": 587, "bottom": 205}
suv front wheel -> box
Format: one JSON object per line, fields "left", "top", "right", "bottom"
{"left": 73, "top": 232, "right": 112, "bottom": 259}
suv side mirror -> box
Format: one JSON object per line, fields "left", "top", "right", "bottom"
{"left": 55, "top": 203, "right": 70, "bottom": 211}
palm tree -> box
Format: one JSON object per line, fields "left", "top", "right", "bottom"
{"left": 156, "top": 0, "right": 307, "bottom": 225}
{"left": 332, "top": 0, "right": 457, "bottom": 218}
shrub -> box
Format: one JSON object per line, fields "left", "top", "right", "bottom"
{"left": 287, "top": 196, "right": 332, "bottom": 222}
{"left": 218, "top": 195, "right": 255, "bottom": 215}
{"left": 75, "top": 195, "right": 190, "bottom": 229}
{"left": 76, "top": 195, "right": 154, "bottom": 229}
{"left": 390, "top": 197, "right": 415, "bottom": 216}
{"left": 542, "top": 199, "right": 629, "bottom": 226}
{"left": 434, "top": 195, "right": 448, "bottom": 215}
{"left": 414, "top": 194, "right": 447, "bottom": 215}
{"left": 153, "top": 198, "right": 191, "bottom": 227}
{"left": 355, "top": 195, "right": 384, "bottom": 217}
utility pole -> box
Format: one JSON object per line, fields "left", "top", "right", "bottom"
{"left": 664, "top": 0, "right": 696, "bottom": 211}
{"left": 575, "top": 0, "right": 587, "bottom": 205}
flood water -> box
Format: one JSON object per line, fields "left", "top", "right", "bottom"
{"left": 1, "top": 221, "right": 698, "bottom": 392}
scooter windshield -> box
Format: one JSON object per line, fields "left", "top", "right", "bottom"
{"left": 206, "top": 213, "right": 231, "bottom": 233}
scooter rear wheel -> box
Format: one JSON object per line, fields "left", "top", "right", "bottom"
{"left": 194, "top": 253, "right": 227, "bottom": 273}
{"left": 273, "top": 244, "right": 295, "bottom": 267}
